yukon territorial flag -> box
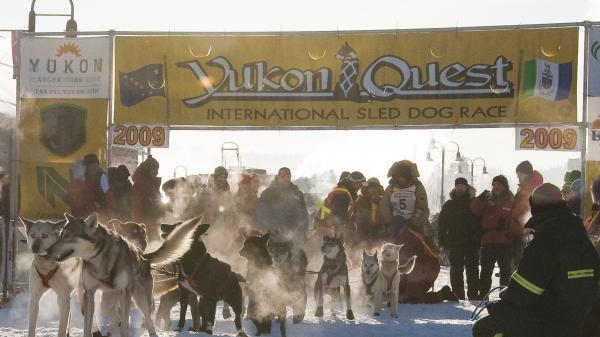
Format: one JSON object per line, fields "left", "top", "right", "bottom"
{"left": 522, "top": 59, "right": 572, "bottom": 101}
{"left": 119, "top": 64, "right": 166, "bottom": 107}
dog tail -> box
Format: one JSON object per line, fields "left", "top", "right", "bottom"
{"left": 399, "top": 255, "right": 417, "bottom": 274}
{"left": 144, "top": 216, "right": 201, "bottom": 266}
{"left": 152, "top": 277, "right": 179, "bottom": 297}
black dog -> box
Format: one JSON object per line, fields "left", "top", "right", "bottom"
{"left": 168, "top": 222, "right": 247, "bottom": 336}
{"left": 267, "top": 239, "right": 308, "bottom": 324}
{"left": 314, "top": 234, "right": 354, "bottom": 320}
{"left": 239, "top": 233, "right": 287, "bottom": 337}
{"left": 155, "top": 222, "right": 201, "bottom": 332}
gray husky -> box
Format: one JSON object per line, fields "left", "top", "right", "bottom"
{"left": 20, "top": 217, "right": 102, "bottom": 337}
{"left": 47, "top": 213, "right": 200, "bottom": 337}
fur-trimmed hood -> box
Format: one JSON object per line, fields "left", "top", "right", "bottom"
{"left": 449, "top": 185, "right": 476, "bottom": 200}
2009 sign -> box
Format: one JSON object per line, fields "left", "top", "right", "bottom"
{"left": 516, "top": 126, "right": 580, "bottom": 151}
{"left": 111, "top": 124, "right": 169, "bottom": 148}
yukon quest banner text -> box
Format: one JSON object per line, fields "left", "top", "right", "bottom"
{"left": 114, "top": 28, "right": 578, "bottom": 127}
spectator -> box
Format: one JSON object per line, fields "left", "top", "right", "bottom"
{"left": 473, "top": 183, "right": 600, "bottom": 337}
{"left": 313, "top": 171, "right": 367, "bottom": 238}
{"left": 106, "top": 165, "right": 133, "bottom": 221}
{"left": 236, "top": 173, "right": 260, "bottom": 234}
{"left": 65, "top": 155, "right": 108, "bottom": 218}
{"left": 0, "top": 168, "right": 9, "bottom": 221}
{"left": 561, "top": 170, "right": 581, "bottom": 199}
{"left": 565, "top": 178, "right": 582, "bottom": 216}
{"left": 381, "top": 160, "right": 430, "bottom": 236}
{"left": 585, "top": 178, "right": 600, "bottom": 236}
{"left": 509, "top": 160, "right": 543, "bottom": 269}
{"left": 353, "top": 177, "right": 385, "bottom": 250}
{"left": 439, "top": 177, "right": 481, "bottom": 300}
{"left": 255, "top": 167, "right": 308, "bottom": 243}
{"left": 470, "top": 175, "right": 514, "bottom": 297}
{"left": 131, "top": 155, "right": 164, "bottom": 242}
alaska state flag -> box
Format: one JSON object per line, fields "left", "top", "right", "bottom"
{"left": 119, "top": 64, "right": 165, "bottom": 107}
{"left": 522, "top": 59, "right": 572, "bottom": 101}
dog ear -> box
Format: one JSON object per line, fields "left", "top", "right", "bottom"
{"left": 83, "top": 213, "right": 99, "bottom": 234}
{"left": 260, "top": 233, "right": 270, "bottom": 244}
{"left": 374, "top": 251, "right": 378, "bottom": 261}
{"left": 362, "top": 250, "right": 368, "bottom": 258}
{"left": 53, "top": 219, "right": 67, "bottom": 233}
{"left": 19, "top": 216, "right": 35, "bottom": 234}
{"left": 196, "top": 223, "right": 210, "bottom": 236}
{"left": 64, "top": 212, "right": 78, "bottom": 223}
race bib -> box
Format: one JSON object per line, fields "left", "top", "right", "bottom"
{"left": 391, "top": 185, "right": 417, "bottom": 219}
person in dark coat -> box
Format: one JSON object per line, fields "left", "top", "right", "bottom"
{"left": 439, "top": 177, "right": 481, "bottom": 300}
{"left": 255, "top": 167, "right": 308, "bottom": 243}
{"left": 106, "top": 165, "right": 133, "bottom": 221}
{"left": 473, "top": 183, "right": 600, "bottom": 337}
{"left": 131, "top": 155, "right": 164, "bottom": 242}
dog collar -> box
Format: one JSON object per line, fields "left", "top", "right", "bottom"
{"left": 35, "top": 265, "right": 59, "bottom": 288}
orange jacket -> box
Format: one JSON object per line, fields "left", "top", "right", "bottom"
{"left": 509, "top": 171, "right": 543, "bottom": 237}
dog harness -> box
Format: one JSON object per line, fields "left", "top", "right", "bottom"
{"left": 35, "top": 265, "right": 59, "bottom": 288}
{"left": 362, "top": 274, "right": 379, "bottom": 296}
{"left": 381, "top": 269, "right": 399, "bottom": 295}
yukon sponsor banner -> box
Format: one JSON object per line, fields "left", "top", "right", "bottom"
{"left": 19, "top": 98, "right": 108, "bottom": 162}
{"left": 19, "top": 37, "right": 110, "bottom": 99}
{"left": 114, "top": 28, "right": 578, "bottom": 127}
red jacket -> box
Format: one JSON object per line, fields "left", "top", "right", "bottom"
{"left": 131, "top": 169, "right": 163, "bottom": 228}
{"left": 470, "top": 190, "right": 515, "bottom": 246}
{"left": 353, "top": 194, "right": 384, "bottom": 237}
{"left": 313, "top": 182, "right": 356, "bottom": 237}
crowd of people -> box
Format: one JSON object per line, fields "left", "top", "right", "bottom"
{"left": 62, "top": 153, "right": 600, "bottom": 337}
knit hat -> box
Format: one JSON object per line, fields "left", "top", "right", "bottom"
{"left": 278, "top": 167, "right": 291, "bottom": 176}
{"left": 530, "top": 183, "right": 564, "bottom": 207}
{"left": 214, "top": 166, "right": 228, "bottom": 177}
{"left": 83, "top": 153, "right": 99, "bottom": 166}
{"left": 515, "top": 160, "right": 534, "bottom": 175}
{"left": 367, "top": 177, "right": 382, "bottom": 188}
{"left": 348, "top": 171, "right": 368, "bottom": 186}
{"left": 492, "top": 175, "right": 509, "bottom": 190}
{"left": 455, "top": 177, "right": 468, "bottom": 186}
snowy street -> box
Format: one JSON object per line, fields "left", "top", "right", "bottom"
{"left": 0, "top": 267, "right": 488, "bottom": 337}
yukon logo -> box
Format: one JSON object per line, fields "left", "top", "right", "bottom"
{"left": 130, "top": 42, "right": 513, "bottom": 108}
{"left": 56, "top": 42, "right": 81, "bottom": 57}
{"left": 40, "top": 104, "right": 86, "bottom": 156}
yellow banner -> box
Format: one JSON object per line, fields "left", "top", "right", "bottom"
{"left": 19, "top": 98, "right": 108, "bottom": 218}
{"left": 20, "top": 161, "right": 71, "bottom": 219}
{"left": 114, "top": 28, "right": 578, "bottom": 127}
{"left": 20, "top": 99, "right": 108, "bottom": 162}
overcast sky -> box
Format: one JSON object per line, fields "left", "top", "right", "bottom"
{"left": 1, "top": 1, "right": 598, "bottom": 211}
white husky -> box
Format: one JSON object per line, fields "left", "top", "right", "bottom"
{"left": 19, "top": 217, "right": 102, "bottom": 337}
{"left": 372, "top": 243, "right": 416, "bottom": 318}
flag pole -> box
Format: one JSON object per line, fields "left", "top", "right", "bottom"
{"left": 514, "top": 49, "right": 524, "bottom": 122}
{"left": 163, "top": 55, "right": 170, "bottom": 125}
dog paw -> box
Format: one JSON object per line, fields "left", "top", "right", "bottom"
{"left": 292, "top": 315, "right": 304, "bottom": 324}
{"left": 188, "top": 326, "right": 201, "bottom": 332}
{"left": 373, "top": 312, "right": 380, "bottom": 317}
{"left": 346, "top": 310, "right": 355, "bottom": 320}
{"left": 238, "top": 332, "right": 249, "bottom": 337}
{"left": 314, "top": 306, "right": 324, "bottom": 317}
{"left": 391, "top": 313, "right": 398, "bottom": 319}
{"left": 174, "top": 326, "right": 183, "bottom": 332}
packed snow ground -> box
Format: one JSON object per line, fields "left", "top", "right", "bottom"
{"left": 0, "top": 267, "right": 499, "bottom": 337}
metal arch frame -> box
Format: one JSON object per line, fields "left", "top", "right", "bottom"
{"left": 28, "top": 0, "right": 77, "bottom": 35}
{"left": 5, "top": 21, "right": 599, "bottom": 298}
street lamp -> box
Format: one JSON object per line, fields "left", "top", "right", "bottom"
{"left": 426, "top": 140, "right": 462, "bottom": 205}
{"left": 460, "top": 157, "right": 488, "bottom": 185}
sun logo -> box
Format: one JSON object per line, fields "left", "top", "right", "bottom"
{"left": 55, "top": 42, "right": 81, "bottom": 57}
